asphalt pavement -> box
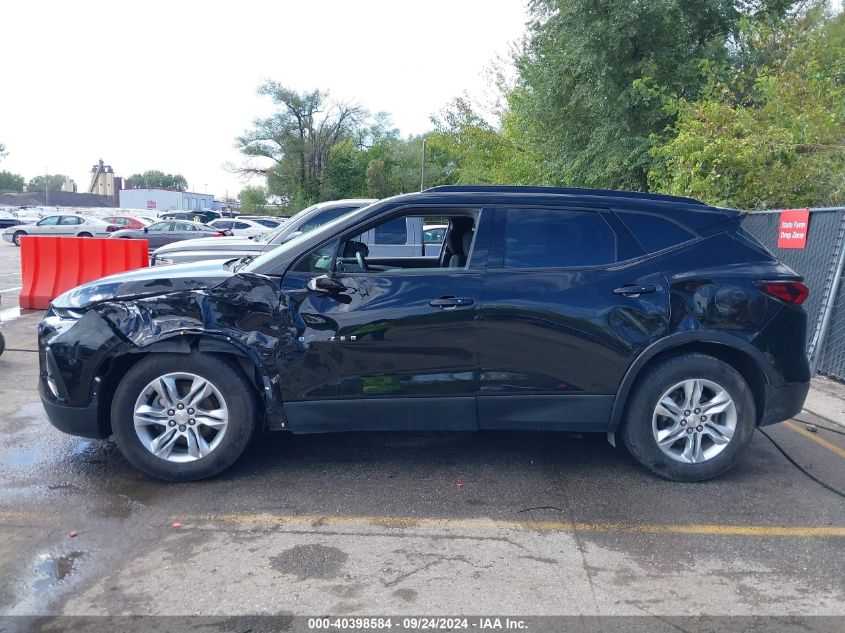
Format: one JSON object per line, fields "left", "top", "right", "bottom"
{"left": 0, "top": 240, "right": 843, "bottom": 624}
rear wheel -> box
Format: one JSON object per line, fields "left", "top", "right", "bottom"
{"left": 111, "top": 353, "right": 257, "bottom": 481}
{"left": 621, "top": 354, "right": 756, "bottom": 481}
{"left": 12, "top": 231, "right": 26, "bottom": 246}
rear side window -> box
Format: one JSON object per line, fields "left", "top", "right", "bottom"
{"left": 616, "top": 212, "right": 695, "bottom": 253}
{"left": 504, "top": 208, "right": 616, "bottom": 268}
{"left": 374, "top": 217, "right": 408, "bottom": 245}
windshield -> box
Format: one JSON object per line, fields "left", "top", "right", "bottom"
{"left": 254, "top": 203, "right": 322, "bottom": 244}
{"left": 241, "top": 204, "right": 373, "bottom": 274}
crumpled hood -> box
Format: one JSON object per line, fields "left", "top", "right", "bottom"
{"left": 52, "top": 259, "right": 235, "bottom": 309}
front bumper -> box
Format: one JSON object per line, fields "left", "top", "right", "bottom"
{"left": 760, "top": 380, "right": 810, "bottom": 426}
{"left": 40, "top": 380, "right": 108, "bottom": 439}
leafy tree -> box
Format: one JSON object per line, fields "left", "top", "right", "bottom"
{"left": 236, "top": 82, "right": 367, "bottom": 208}
{"left": 0, "top": 170, "right": 25, "bottom": 192}
{"left": 238, "top": 186, "right": 268, "bottom": 213}
{"left": 129, "top": 170, "right": 188, "bottom": 191}
{"left": 27, "top": 174, "right": 68, "bottom": 192}
{"left": 649, "top": 9, "right": 845, "bottom": 208}
{"left": 509, "top": 0, "right": 801, "bottom": 191}
{"left": 0, "top": 143, "right": 6, "bottom": 161}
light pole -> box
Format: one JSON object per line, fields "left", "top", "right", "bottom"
{"left": 420, "top": 138, "right": 427, "bottom": 192}
{"left": 45, "top": 167, "right": 49, "bottom": 207}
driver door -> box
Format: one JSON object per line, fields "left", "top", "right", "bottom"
{"left": 278, "top": 208, "right": 491, "bottom": 434}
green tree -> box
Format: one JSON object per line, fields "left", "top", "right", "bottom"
{"left": 0, "top": 170, "right": 25, "bottom": 192}
{"left": 649, "top": 9, "right": 845, "bottom": 208}
{"left": 238, "top": 186, "right": 268, "bottom": 213}
{"left": 510, "top": 0, "right": 800, "bottom": 191}
{"left": 27, "top": 174, "right": 68, "bottom": 192}
{"left": 129, "top": 170, "right": 188, "bottom": 191}
{"left": 236, "top": 82, "right": 367, "bottom": 208}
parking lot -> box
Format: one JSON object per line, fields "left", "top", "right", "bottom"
{"left": 0, "top": 241, "right": 843, "bottom": 622}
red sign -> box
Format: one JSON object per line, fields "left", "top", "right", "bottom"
{"left": 146, "top": 200, "right": 157, "bottom": 209}
{"left": 777, "top": 209, "right": 810, "bottom": 249}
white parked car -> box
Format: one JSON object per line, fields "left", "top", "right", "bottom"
{"left": 2, "top": 214, "right": 120, "bottom": 246}
{"left": 208, "top": 218, "right": 268, "bottom": 238}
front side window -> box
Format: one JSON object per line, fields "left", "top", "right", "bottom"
{"left": 504, "top": 208, "right": 616, "bottom": 269}
{"left": 148, "top": 221, "right": 170, "bottom": 232}
{"left": 38, "top": 216, "right": 60, "bottom": 226}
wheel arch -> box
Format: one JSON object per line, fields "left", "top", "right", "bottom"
{"left": 609, "top": 332, "right": 771, "bottom": 433}
{"left": 95, "top": 333, "right": 276, "bottom": 436}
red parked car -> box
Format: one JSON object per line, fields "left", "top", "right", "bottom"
{"left": 103, "top": 216, "right": 150, "bottom": 230}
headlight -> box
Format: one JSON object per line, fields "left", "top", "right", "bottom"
{"left": 52, "top": 281, "right": 122, "bottom": 309}
{"left": 155, "top": 257, "right": 174, "bottom": 265}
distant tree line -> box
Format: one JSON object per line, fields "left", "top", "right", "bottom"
{"left": 238, "top": 1, "right": 843, "bottom": 212}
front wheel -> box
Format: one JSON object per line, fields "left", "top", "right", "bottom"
{"left": 77, "top": 232, "right": 93, "bottom": 238}
{"left": 12, "top": 231, "right": 26, "bottom": 246}
{"left": 111, "top": 353, "right": 258, "bottom": 481}
{"left": 621, "top": 354, "right": 756, "bottom": 481}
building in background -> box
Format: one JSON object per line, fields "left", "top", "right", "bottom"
{"left": 88, "top": 159, "right": 125, "bottom": 203}
{"left": 61, "top": 177, "right": 77, "bottom": 192}
{"left": 119, "top": 188, "right": 213, "bottom": 211}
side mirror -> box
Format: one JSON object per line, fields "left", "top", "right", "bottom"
{"left": 142, "top": 226, "right": 148, "bottom": 233}
{"left": 307, "top": 275, "right": 346, "bottom": 294}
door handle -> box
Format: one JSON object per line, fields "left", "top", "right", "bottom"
{"left": 429, "top": 296, "right": 475, "bottom": 308}
{"left": 613, "top": 284, "right": 657, "bottom": 297}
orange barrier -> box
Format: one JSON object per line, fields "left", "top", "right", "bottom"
{"left": 19, "top": 237, "right": 149, "bottom": 309}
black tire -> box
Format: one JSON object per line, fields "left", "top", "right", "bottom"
{"left": 111, "top": 353, "right": 258, "bottom": 481}
{"left": 77, "top": 232, "right": 93, "bottom": 238}
{"left": 621, "top": 353, "right": 756, "bottom": 481}
{"left": 12, "top": 230, "right": 26, "bottom": 246}
{"left": 0, "top": 331, "right": 5, "bottom": 357}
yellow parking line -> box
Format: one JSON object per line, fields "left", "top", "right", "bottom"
{"left": 187, "top": 513, "right": 845, "bottom": 538}
{"left": 786, "top": 420, "right": 845, "bottom": 459}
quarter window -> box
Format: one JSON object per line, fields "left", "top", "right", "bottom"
{"left": 504, "top": 208, "right": 616, "bottom": 268}
{"left": 616, "top": 212, "right": 695, "bottom": 253}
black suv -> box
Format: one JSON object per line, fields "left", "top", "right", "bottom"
{"left": 38, "top": 186, "right": 810, "bottom": 481}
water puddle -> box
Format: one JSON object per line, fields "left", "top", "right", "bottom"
{"left": 33, "top": 551, "right": 85, "bottom": 591}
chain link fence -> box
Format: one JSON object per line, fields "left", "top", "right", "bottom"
{"left": 739, "top": 207, "right": 845, "bottom": 380}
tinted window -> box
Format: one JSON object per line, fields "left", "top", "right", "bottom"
{"left": 60, "top": 216, "right": 82, "bottom": 225}
{"left": 504, "top": 209, "right": 616, "bottom": 268}
{"left": 233, "top": 221, "right": 250, "bottom": 229}
{"left": 617, "top": 212, "right": 695, "bottom": 253}
{"left": 374, "top": 217, "right": 408, "bottom": 245}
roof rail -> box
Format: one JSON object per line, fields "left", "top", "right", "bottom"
{"left": 423, "top": 185, "right": 706, "bottom": 206}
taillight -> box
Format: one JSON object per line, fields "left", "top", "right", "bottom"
{"left": 213, "top": 231, "right": 227, "bottom": 237}
{"left": 757, "top": 281, "right": 809, "bottom": 305}
{"left": 106, "top": 225, "right": 119, "bottom": 233}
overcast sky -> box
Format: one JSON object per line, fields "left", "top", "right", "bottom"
{"left": 0, "top": 0, "right": 528, "bottom": 199}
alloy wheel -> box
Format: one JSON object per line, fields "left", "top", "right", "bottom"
{"left": 133, "top": 372, "right": 229, "bottom": 463}
{"left": 651, "top": 378, "right": 737, "bottom": 464}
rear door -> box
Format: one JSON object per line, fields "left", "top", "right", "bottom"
{"left": 477, "top": 205, "right": 669, "bottom": 432}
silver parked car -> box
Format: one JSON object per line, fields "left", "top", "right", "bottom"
{"left": 208, "top": 218, "right": 267, "bottom": 238}
{"left": 152, "top": 199, "right": 375, "bottom": 265}
{"left": 2, "top": 214, "right": 120, "bottom": 246}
